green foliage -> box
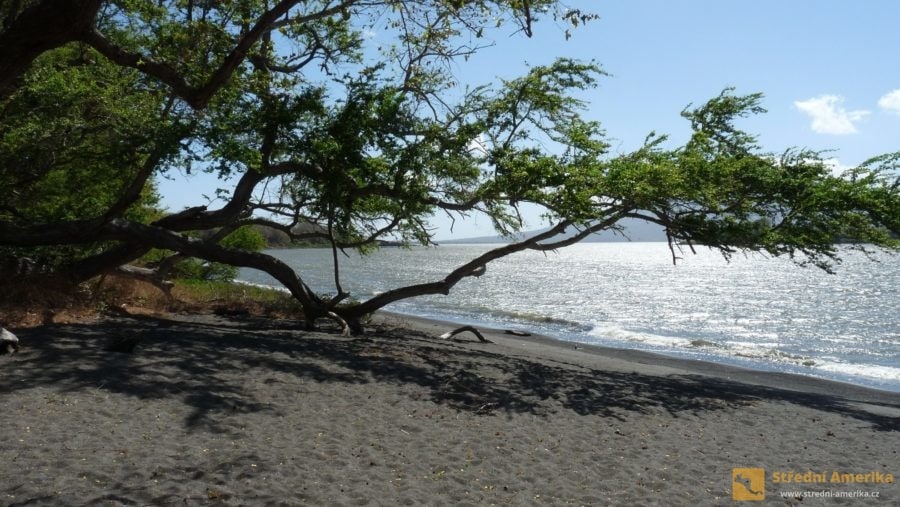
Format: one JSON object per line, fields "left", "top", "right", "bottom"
{"left": 220, "top": 225, "right": 267, "bottom": 252}
{"left": 0, "top": 46, "right": 165, "bottom": 221}
{"left": 170, "top": 258, "right": 231, "bottom": 282}
{"left": 0, "top": 40, "right": 180, "bottom": 268}
{"left": 599, "top": 90, "right": 899, "bottom": 271}
{"left": 1, "top": 0, "right": 897, "bottom": 323}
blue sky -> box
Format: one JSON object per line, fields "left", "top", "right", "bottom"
{"left": 157, "top": 0, "right": 900, "bottom": 239}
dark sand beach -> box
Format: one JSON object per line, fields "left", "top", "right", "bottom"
{"left": 1, "top": 311, "right": 898, "bottom": 505}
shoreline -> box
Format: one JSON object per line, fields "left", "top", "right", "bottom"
{"left": 377, "top": 310, "right": 900, "bottom": 405}
{"left": 237, "top": 274, "right": 900, "bottom": 394}
{"left": 238, "top": 243, "right": 900, "bottom": 395}
{"left": 376, "top": 307, "right": 900, "bottom": 396}
{"left": 1, "top": 310, "right": 898, "bottom": 504}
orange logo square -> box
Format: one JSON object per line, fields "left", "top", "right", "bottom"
{"left": 732, "top": 468, "right": 765, "bottom": 501}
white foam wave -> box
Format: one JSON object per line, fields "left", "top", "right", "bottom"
{"left": 587, "top": 323, "right": 900, "bottom": 384}
{"left": 588, "top": 324, "right": 696, "bottom": 349}
{"left": 814, "top": 360, "right": 900, "bottom": 383}
{"left": 233, "top": 279, "right": 289, "bottom": 293}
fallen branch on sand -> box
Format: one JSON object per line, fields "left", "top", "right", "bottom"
{"left": 439, "top": 325, "right": 492, "bottom": 343}
{"left": 504, "top": 330, "right": 531, "bottom": 337}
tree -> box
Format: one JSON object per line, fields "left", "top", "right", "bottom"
{"left": 1, "top": 1, "right": 897, "bottom": 333}
{"left": 0, "top": 39, "right": 177, "bottom": 270}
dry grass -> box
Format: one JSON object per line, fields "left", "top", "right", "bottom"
{"left": 0, "top": 275, "right": 303, "bottom": 328}
{"left": 169, "top": 279, "right": 305, "bottom": 318}
{"left": 0, "top": 276, "right": 95, "bottom": 327}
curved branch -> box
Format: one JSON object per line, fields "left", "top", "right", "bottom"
{"left": 343, "top": 220, "right": 572, "bottom": 317}
{"left": 103, "top": 139, "right": 173, "bottom": 221}
{"left": 334, "top": 215, "right": 403, "bottom": 248}
{"left": 529, "top": 213, "right": 628, "bottom": 251}
{"left": 0, "top": 152, "right": 314, "bottom": 248}
{"left": 153, "top": 162, "right": 319, "bottom": 231}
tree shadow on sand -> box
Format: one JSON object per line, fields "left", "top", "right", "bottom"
{"left": 2, "top": 315, "right": 898, "bottom": 433}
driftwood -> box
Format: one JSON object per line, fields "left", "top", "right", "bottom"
{"left": 503, "top": 330, "right": 531, "bottom": 337}
{"left": 439, "top": 325, "right": 492, "bottom": 343}
{"left": 1, "top": 327, "right": 20, "bottom": 355}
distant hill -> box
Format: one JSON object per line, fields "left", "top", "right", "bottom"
{"left": 252, "top": 223, "right": 405, "bottom": 248}
{"left": 438, "top": 217, "right": 667, "bottom": 244}
{"left": 251, "top": 223, "right": 329, "bottom": 248}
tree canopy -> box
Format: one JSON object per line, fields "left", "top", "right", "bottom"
{"left": 1, "top": 0, "right": 897, "bottom": 332}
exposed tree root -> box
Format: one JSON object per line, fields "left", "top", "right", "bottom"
{"left": 326, "top": 311, "right": 351, "bottom": 337}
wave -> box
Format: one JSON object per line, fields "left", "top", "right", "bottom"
{"left": 587, "top": 323, "right": 900, "bottom": 386}
{"left": 234, "top": 279, "right": 289, "bottom": 293}
{"left": 588, "top": 324, "right": 697, "bottom": 349}
{"left": 409, "top": 301, "right": 593, "bottom": 332}
{"left": 815, "top": 361, "right": 900, "bottom": 384}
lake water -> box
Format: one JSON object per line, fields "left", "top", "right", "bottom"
{"left": 237, "top": 243, "right": 900, "bottom": 392}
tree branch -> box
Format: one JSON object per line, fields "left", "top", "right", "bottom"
{"left": 343, "top": 220, "right": 572, "bottom": 317}
{"left": 81, "top": 0, "right": 362, "bottom": 109}
{"left": 99, "top": 219, "right": 321, "bottom": 314}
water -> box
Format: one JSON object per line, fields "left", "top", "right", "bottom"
{"left": 237, "top": 243, "right": 900, "bottom": 392}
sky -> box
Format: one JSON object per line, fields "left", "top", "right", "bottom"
{"left": 156, "top": 0, "right": 900, "bottom": 239}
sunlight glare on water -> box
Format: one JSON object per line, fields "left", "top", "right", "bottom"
{"left": 238, "top": 243, "right": 900, "bottom": 392}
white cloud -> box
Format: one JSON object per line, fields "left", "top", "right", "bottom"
{"left": 823, "top": 158, "right": 852, "bottom": 178}
{"left": 794, "top": 95, "right": 870, "bottom": 135}
{"left": 878, "top": 89, "right": 900, "bottom": 115}
{"left": 467, "top": 134, "right": 488, "bottom": 156}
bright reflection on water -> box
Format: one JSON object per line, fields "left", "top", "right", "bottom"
{"left": 238, "top": 243, "right": 899, "bottom": 392}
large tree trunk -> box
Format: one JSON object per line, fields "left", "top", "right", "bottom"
{"left": 97, "top": 219, "right": 328, "bottom": 326}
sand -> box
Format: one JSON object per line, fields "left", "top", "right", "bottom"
{"left": 1, "top": 311, "right": 898, "bottom": 506}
